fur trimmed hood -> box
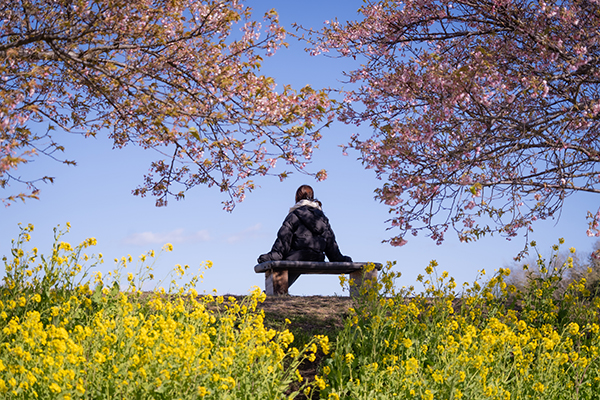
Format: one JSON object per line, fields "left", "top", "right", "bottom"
{"left": 289, "top": 199, "right": 321, "bottom": 213}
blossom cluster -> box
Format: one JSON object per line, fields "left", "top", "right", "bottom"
{"left": 0, "top": 224, "right": 318, "bottom": 399}
{"left": 307, "top": 0, "right": 600, "bottom": 247}
{"left": 3, "top": 223, "right": 600, "bottom": 399}
{"left": 1, "top": 0, "right": 334, "bottom": 208}
{"left": 321, "top": 251, "right": 600, "bottom": 399}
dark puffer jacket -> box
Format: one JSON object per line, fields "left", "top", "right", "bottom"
{"left": 258, "top": 202, "right": 352, "bottom": 263}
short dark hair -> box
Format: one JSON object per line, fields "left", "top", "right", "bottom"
{"left": 295, "top": 185, "right": 314, "bottom": 203}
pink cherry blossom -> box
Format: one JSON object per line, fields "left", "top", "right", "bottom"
{"left": 1, "top": 0, "right": 332, "bottom": 208}
{"left": 307, "top": 0, "right": 600, "bottom": 247}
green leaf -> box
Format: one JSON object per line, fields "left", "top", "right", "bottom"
{"left": 92, "top": 285, "right": 103, "bottom": 304}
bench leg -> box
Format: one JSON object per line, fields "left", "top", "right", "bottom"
{"left": 349, "top": 269, "right": 378, "bottom": 298}
{"left": 265, "top": 270, "right": 289, "bottom": 296}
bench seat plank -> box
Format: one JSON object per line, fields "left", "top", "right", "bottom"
{"left": 255, "top": 261, "right": 381, "bottom": 274}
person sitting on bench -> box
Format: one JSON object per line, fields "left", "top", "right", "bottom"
{"left": 257, "top": 184, "right": 352, "bottom": 288}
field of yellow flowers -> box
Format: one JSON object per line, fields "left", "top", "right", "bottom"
{"left": 2, "top": 223, "right": 600, "bottom": 399}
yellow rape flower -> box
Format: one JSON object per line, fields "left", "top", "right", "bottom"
{"left": 314, "top": 376, "right": 326, "bottom": 390}
{"left": 567, "top": 322, "right": 580, "bottom": 336}
{"left": 49, "top": 383, "right": 61, "bottom": 393}
{"left": 58, "top": 241, "right": 73, "bottom": 251}
{"left": 94, "top": 351, "right": 107, "bottom": 364}
{"left": 431, "top": 369, "right": 444, "bottom": 384}
{"left": 406, "top": 357, "right": 419, "bottom": 375}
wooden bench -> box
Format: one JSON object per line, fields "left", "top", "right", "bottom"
{"left": 254, "top": 260, "right": 383, "bottom": 297}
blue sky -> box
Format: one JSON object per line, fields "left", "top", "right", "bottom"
{"left": 2, "top": 0, "right": 599, "bottom": 296}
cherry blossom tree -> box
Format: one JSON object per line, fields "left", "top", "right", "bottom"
{"left": 309, "top": 0, "right": 600, "bottom": 250}
{"left": 1, "top": 0, "right": 332, "bottom": 209}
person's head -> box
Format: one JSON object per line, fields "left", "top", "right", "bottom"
{"left": 295, "top": 185, "right": 314, "bottom": 203}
